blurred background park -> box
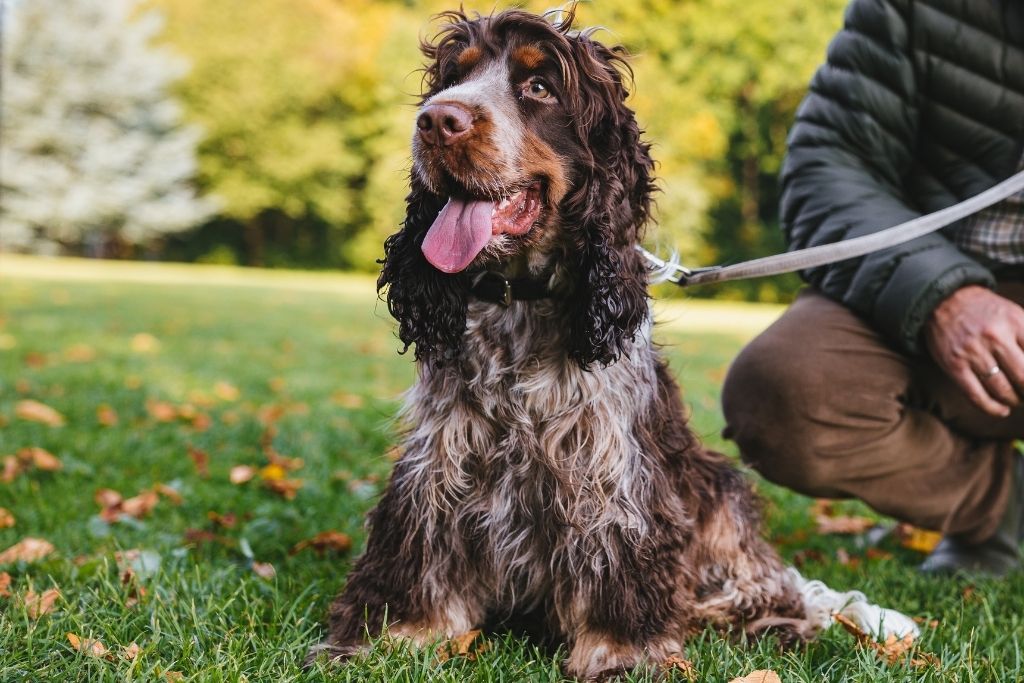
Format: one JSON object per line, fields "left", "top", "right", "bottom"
{"left": 0, "top": 0, "right": 851, "bottom": 302}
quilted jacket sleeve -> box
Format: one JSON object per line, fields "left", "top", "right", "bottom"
{"left": 780, "top": 0, "right": 995, "bottom": 354}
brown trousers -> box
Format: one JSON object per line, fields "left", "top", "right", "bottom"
{"left": 722, "top": 284, "right": 1024, "bottom": 543}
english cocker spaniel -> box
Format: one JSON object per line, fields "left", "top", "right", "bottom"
{"left": 308, "top": 9, "right": 916, "bottom": 680}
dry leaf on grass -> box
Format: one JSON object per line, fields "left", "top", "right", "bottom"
{"left": 896, "top": 524, "right": 943, "bottom": 554}
{"left": 2, "top": 456, "right": 20, "bottom": 484}
{"left": 164, "top": 671, "right": 184, "bottom": 682}
{"left": 214, "top": 381, "right": 240, "bottom": 401}
{"left": 120, "top": 490, "right": 160, "bottom": 519}
{"left": 834, "top": 613, "right": 939, "bottom": 669}
{"left": 264, "top": 478, "right": 303, "bottom": 499}
{"left": 331, "top": 392, "right": 365, "bottom": 409}
{"left": 0, "top": 508, "right": 14, "bottom": 529}
{"left": 18, "top": 447, "right": 62, "bottom": 471}
{"left": 663, "top": 655, "right": 697, "bottom": 679}
{"left": 15, "top": 400, "right": 65, "bottom": 427}
{"left": 0, "top": 572, "right": 11, "bottom": 598}
{"left": 436, "top": 629, "right": 488, "bottom": 662}
{"left": 130, "top": 333, "right": 160, "bottom": 354}
{"left": 188, "top": 446, "right": 209, "bottom": 478}
{"left": 815, "top": 514, "right": 876, "bottom": 535}
{"left": 96, "top": 404, "right": 119, "bottom": 426}
{"left": 207, "top": 511, "right": 237, "bottom": 529}
{"left": 229, "top": 465, "right": 257, "bottom": 485}
{"left": 67, "top": 632, "right": 109, "bottom": 658}
{"left": 729, "top": 671, "right": 781, "bottom": 683}
{"left": 252, "top": 562, "right": 276, "bottom": 580}
{"left": 146, "top": 400, "right": 178, "bottom": 423}
{"left": 291, "top": 531, "right": 353, "bottom": 556}
{"left": 121, "top": 642, "right": 141, "bottom": 660}
{"left": 266, "top": 450, "right": 304, "bottom": 472}
{"left": 63, "top": 344, "right": 96, "bottom": 362}
{"left": 153, "top": 483, "right": 183, "bottom": 505}
{"left": 24, "top": 588, "right": 61, "bottom": 619}
{"left": 0, "top": 537, "right": 55, "bottom": 564}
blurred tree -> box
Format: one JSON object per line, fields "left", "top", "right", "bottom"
{"left": 0, "top": 0, "right": 213, "bottom": 256}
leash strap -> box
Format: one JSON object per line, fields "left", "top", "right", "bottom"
{"left": 640, "top": 169, "right": 1024, "bottom": 287}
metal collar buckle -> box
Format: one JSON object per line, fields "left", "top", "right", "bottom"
{"left": 471, "top": 270, "right": 513, "bottom": 306}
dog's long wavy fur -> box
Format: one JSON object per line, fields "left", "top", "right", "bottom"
{"left": 312, "top": 9, "right": 818, "bottom": 680}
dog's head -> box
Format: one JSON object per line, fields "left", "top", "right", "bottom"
{"left": 379, "top": 8, "right": 654, "bottom": 367}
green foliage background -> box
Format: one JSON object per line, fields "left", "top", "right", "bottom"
{"left": 151, "top": 0, "right": 846, "bottom": 301}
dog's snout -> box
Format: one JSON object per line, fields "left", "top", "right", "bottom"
{"left": 417, "top": 103, "right": 474, "bottom": 146}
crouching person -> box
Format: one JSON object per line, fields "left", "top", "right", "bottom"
{"left": 722, "top": 0, "right": 1024, "bottom": 576}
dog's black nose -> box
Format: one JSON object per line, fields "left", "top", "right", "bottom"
{"left": 416, "top": 103, "right": 473, "bottom": 146}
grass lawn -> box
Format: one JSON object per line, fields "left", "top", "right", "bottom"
{"left": 0, "top": 255, "right": 1021, "bottom": 682}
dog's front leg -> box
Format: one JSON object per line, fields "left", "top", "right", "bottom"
{"left": 305, "top": 473, "right": 487, "bottom": 665}
{"left": 558, "top": 546, "right": 687, "bottom": 681}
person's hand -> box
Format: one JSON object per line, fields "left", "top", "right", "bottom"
{"left": 924, "top": 285, "right": 1024, "bottom": 417}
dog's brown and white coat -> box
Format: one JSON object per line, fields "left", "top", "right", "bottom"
{"left": 310, "top": 10, "right": 916, "bottom": 680}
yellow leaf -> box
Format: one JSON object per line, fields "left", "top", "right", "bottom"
{"left": 258, "top": 463, "right": 287, "bottom": 482}
{"left": 15, "top": 400, "right": 65, "bottom": 427}
{"left": 130, "top": 333, "right": 160, "bottom": 354}
{"left": 899, "top": 525, "right": 943, "bottom": 554}
{"left": 25, "top": 588, "right": 60, "bottom": 619}
{"left": 0, "top": 537, "right": 55, "bottom": 564}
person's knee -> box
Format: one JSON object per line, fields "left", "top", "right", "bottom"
{"left": 721, "top": 336, "right": 830, "bottom": 494}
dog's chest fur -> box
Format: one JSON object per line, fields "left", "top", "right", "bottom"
{"left": 394, "top": 300, "right": 669, "bottom": 608}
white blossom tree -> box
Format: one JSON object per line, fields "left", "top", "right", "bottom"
{"left": 0, "top": 0, "right": 214, "bottom": 255}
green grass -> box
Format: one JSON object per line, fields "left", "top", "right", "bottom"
{"left": 0, "top": 256, "right": 1021, "bottom": 682}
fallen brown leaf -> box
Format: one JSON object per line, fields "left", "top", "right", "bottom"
{"left": 0, "top": 508, "right": 14, "bottom": 529}
{"left": 437, "top": 629, "right": 487, "bottom": 662}
{"left": 189, "top": 412, "right": 212, "bottom": 432}
{"left": 729, "top": 671, "right": 781, "bottom": 683}
{"left": 206, "top": 511, "right": 237, "bottom": 529}
{"left": 15, "top": 400, "right": 65, "bottom": 427}
{"left": 187, "top": 446, "right": 208, "bottom": 479}
{"left": 252, "top": 562, "right": 276, "bottom": 580}
{"left": 95, "top": 488, "right": 124, "bottom": 509}
{"left": 2, "top": 456, "right": 20, "bottom": 483}
{"left": 0, "top": 537, "right": 55, "bottom": 564}
{"left": 164, "top": 671, "right": 184, "bottom": 682}
{"left": 229, "top": 465, "right": 256, "bottom": 485}
{"left": 23, "top": 352, "right": 48, "bottom": 368}
{"left": 153, "top": 483, "right": 183, "bottom": 505}
{"left": 0, "top": 572, "right": 11, "bottom": 597}
{"left": 146, "top": 400, "right": 178, "bottom": 423}
{"left": 25, "top": 588, "right": 61, "bottom": 619}
{"left": 266, "top": 450, "right": 304, "bottom": 472}
{"left": 183, "top": 528, "right": 234, "bottom": 548}
{"left": 331, "top": 392, "right": 365, "bottom": 409}
{"left": 833, "top": 613, "right": 937, "bottom": 669}
{"left": 120, "top": 490, "right": 160, "bottom": 518}
{"left": 96, "top": 404, "right": 119, "bottom": 426}
{"left": 214, "top": 381, "right": 240, "bottom": 402}
{"left": 18, "top": 447, "right": 62, "bottom": 471}
{"left": 663, "top": 655, "right": 697, "bottom": 680}
{"left": 63, "top": 344, "right": 96, "bottom": 362}
{"left": 291, "top": 531, "right": 353, "bottom": 556}
{"left": 67, "top": 632, "right": 108, "bottom": 657}
{"left": 264, "top": 478, "right": 303, "bottom": 499}
{"left": 815, "top": 514, "right": 876, "bottom": 535}
{"left": 121, "top": 642, "right": 141, "bottom": 660}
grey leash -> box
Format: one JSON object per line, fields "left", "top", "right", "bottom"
{"left": 638, "top": 169, "right": 1024, "bottom": 287}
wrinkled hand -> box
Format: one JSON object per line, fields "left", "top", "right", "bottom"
{"left": 924, "top": 285, "right": 1024, "bottom": 417}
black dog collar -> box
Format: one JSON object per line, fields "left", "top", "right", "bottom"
{"left": 468, "top": 270, "right": 552, "bottom": 307}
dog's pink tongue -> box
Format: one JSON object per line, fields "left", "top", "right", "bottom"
{"left": 421, "top": 197, "right": 494, "bottom": 273}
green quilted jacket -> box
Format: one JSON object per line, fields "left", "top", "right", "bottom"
{"left": 780, "top": 0, "right": 1024, "bottom": 353}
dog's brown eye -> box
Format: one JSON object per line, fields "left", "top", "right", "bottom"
{"left": 527, "top": 80, "right": 552, "bottom": 99}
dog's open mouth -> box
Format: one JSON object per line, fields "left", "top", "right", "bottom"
{"left": 421, "top": 182, "right": 544, "bottom": 273}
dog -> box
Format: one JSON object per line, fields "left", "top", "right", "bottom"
{"left": 308, "top": 9, "right": 917, "bottom": 680}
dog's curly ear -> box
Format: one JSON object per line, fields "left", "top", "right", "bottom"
{"left": 561, "top": 34, "right": 655, "bottom": 368}
{"left": 377, "top": 178, "right": 468, "bottom": 364}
